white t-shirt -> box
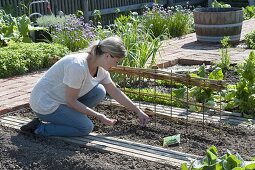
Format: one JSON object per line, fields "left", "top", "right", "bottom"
{"left": 29, "top": 53, "right": 112, "bottom": 115}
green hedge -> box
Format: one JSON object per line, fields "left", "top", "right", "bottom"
{"left": 0, "top": 42, "right": 69, "bottom": 78}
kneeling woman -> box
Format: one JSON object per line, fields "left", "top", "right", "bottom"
{"left": 21, "top": 36, "right": 150, "bottom": 137}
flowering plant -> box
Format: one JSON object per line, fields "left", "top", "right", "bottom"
{"left": 52, "top": 14, "right": 95, "bottom": 52}
{"left": 142, "top": 3, "right": 193, "bottom": 39}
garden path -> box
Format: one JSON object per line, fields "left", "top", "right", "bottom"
{"left": 0, "top": 18, "right": 255, "bottom": 116}
{"left": 156, "top": 18, "right": 255, "bottom": 68}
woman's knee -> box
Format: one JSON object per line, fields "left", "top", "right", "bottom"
{"left": 78, "top": 120, "right": 94, "bottom": 136}
{"left": 95, "top": 84, "right": 106, "bottom": 100}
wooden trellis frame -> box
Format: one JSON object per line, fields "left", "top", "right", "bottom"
{"left": 110, "top": 66, "right": 226, "bottom": 91}
{"left": 109, "top": 66, "right": 229, "bottom": 140}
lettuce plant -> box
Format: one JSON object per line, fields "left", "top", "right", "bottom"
{"left": 235, "top": 51, "right": 255, "bottom": 116}
{"left": 189, "top": 64, "right": 223, "bottom": 112}
{"left": 0, "top": 10, "right": 33, "bottom": 46}
{"left": 182, "top": 145, "right": 255, "bottom": 170}
{"left": 224, "top": 51, "right": 255, "bottom": 117}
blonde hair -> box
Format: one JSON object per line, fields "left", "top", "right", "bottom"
{"left": 87, "top": 36, "right": 126, "bottom": 58}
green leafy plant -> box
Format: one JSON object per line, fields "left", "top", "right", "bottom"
{"left": 189, "top": 65, "right": 223, "bottom": 112}
{"left": 93, "top": 10, "right": 102, "bottom": 25}
{"left": 245, "top": 30, "right": 255, "bottom": 49}
{"left": 0, "top": 10, "right": 34, "bottom": 46}
{"left": 218, "top": 36, "right": 231, "bottom": 72}
{"left": 182, "top": 145, "right": 255, "bottom": 170}
{"left": 222, "top": 84, "right": 237, "bottom": 111}
{"left": 234, "top": 51, "right": 255, "bottom": 116}
{"left": 225, "top": 51, "right": 255, "bottom": 117}
{"left": 0, "top": 42, "right": 69, "bottom": 78}
{"left": 75, "top": 10, "right": 84, "bottom": 18}
{"left": 112, "top": 13, "right": 161, "bottom": 68}
{"left": 243, "top": 5, "right": 255, "bottom": 20}
{"left": 211, "top": 0, "right": 231, "bottom": 8}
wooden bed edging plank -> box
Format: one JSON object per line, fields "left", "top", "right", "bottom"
{"left": 0, "top": 116, "right": 201, "bottom": 167}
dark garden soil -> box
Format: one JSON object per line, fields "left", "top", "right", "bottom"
{"left": 1, "top": 104, "right": 255, "bottom": 170}
{"left": 95, "top": 105, "right": 255, "bottom": 160}
{"left": 0, "top": 126, "right": 177, "bottom": 170}
{"left": 223, "top": 67, "right": 240, "bottom": 84}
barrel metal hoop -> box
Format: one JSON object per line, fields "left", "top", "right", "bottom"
{"left": 196, "top": 34, "right": 241, "bottom": 42}
{"left": 195, "top": 22, "right": 243, "bottom": 28}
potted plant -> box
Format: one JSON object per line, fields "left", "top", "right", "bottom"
{"left": 193, "top": 0, "right": 243, "bottom": 43}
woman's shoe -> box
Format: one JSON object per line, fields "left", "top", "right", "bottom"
{"left": 20, "top": 118, "right": 41, "bottom": 133}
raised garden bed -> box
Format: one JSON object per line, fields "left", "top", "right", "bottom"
{"left": 0, "top": 103, "right": 254, "bottom": 169}
{"left": 160, "top": 64, "right": 240, "bottom": 84}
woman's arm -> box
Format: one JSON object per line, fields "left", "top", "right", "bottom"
{"left": 65, "top": 86, "right": 117, "bottom": 125}
{"left": 103, "top": 82, "right": 150, "bottom": 126}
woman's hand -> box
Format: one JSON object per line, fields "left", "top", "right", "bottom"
{"left": 137, "top": 110, "right": 150, "bottom": 127}
{"left": 98, "top": 113, "right": 117, "bottom": 126}
{"left": 103, "top": 83, "right": 150, "bottom": 126}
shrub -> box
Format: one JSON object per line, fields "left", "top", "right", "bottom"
{"left": 0, "top": 42, "right": 69, "bottom": 78}
{"left": 245, "top": 30, "right": 255, "bottom": 49}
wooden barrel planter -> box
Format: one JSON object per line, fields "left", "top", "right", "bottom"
{"left": 193, "top": 8, "right": 243, "bottom": 43}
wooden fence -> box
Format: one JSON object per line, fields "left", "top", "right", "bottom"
{"left": 0, "top": 0, "right": 206, "bottom": 25}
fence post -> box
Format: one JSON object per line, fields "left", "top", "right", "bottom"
{"left": 81, "top": 0, "right": 89, "bottom": 22}
{"left": 248, "top": 0, "right": 255, "bottom": 5}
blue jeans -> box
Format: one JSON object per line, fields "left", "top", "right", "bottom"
{"left": 35, "top": 84, "right": 106, "bottom": 137}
